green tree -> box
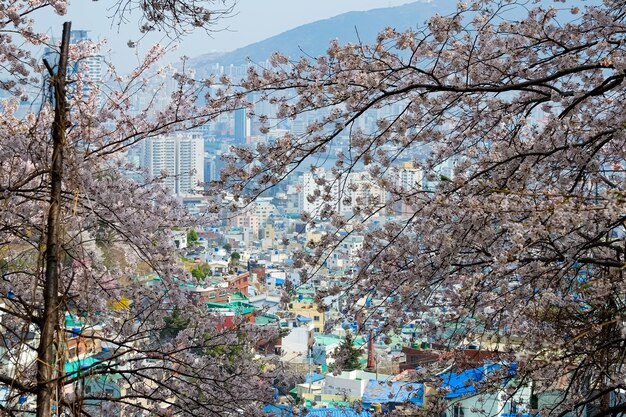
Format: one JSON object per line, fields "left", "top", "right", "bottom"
{"left": 161, "top": 308, "right": 189, "bottom": 340}
{"left": 331, "top": 332, "right": 362, "bottom": 372}
{"left": 229, "top": 251, "right": 241, "bottom": 272}
{"left": 191, "top": 266, "right": 204, "bottom": 280}
{"left": 187, "top": 228, "right": 199, "bottom": 244}
{"left": 191, "top": 262, "right": 210, "bottom": 280}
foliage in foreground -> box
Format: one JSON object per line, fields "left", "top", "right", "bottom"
{"left": 215, "top": 1, "right": 626, "bottom": 415}
{"left": 0, "top": 1, "right": 280, "bottom": 416}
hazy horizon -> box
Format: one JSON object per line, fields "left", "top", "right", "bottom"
{"left": 36, "top": 0, "right": 425, "bottom": 72}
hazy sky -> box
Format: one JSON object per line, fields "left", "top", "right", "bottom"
{"left": 37, "top": 0, "right": 419, "bottom": 70}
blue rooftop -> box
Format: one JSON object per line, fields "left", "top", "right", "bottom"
{"left": 362, "top": 380, "right": 423, "bottom": 405}
{"left": 439, "top": 363, "right": 509, "bottom": 399}
{"left": 263, "top": 404, "right": 291, "bottom": 416}
{"left": 306, "top": 409, "right": 371, "bottom": 417}
{"left": 263, "top": 405, "right": 371, "bottom": 417}
{"left": 304, "top": 372, "right": 326, "bottom": 384}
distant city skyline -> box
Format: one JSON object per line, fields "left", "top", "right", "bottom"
{"left": 36, "top": 0, "right": 425, "bottom": 72}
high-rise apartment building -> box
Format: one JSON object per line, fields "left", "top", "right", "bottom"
{"left": 141, "top": 133, "right": 205, "bottom": 196}
{"left": 339, "top": 172, "right": 387, "bottom": 217}
{"left": 234, "top": 107, "right": 250, "bottom": 144}
{"left": 397, "top": 162, "right": 423, "bottom": 191}
{"left": 68, "top": 30, "right": 103, "bottom": 83}
{"left": 43, "top": 30, "right": 103, "bottom": 103}
{"left": 299, "top": 169, "right": 340, "bottom": 216}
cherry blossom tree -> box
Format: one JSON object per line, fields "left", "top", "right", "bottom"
{"left": 0, "top": 1, "right": 281, "bottom": 416}
{"left": 218, "top": 0, "right": 626, "bottom": 415}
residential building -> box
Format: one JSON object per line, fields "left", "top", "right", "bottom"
{"left": 323, "top": 370, "right": 390, "bottom": 399}
{"left": 428, "top": 364, "right": 532, "bottom": 417}
{"left": 339, "top": 172, "right": 387, "bottom": 217}
{"left": 280, "top": 321, "right": 315, "bottom": 356}
{"left": 140, "top": 133, "right": 204, "bottom": 195}
{"left": 395, "top": 162, "right": 424, "bottom": 216}
{"left": 290, "top": 293, "right": 326, "bottom": 333}
{"left": 397, "top": 162, "right": 423, "bottom": 191}
{"left": 43, "top": 29, "right": 103, "bottom": 103}
{"left": 299, "top": 169, "right": 341, "bottom": 217}
{"left": 234, "top": 107, "right": 250, "bottom": 144}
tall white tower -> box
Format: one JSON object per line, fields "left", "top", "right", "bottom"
{"left": 141, "top": 133, "right": 204, "bottom": 195}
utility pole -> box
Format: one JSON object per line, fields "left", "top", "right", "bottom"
{"left": 38, "top": 21, "right": 71, "bottom": 417}
{"left": 308, "top": 346, "right": 312, "bottom": 394}
{"left": 366, "top": 331, "right": 376, "bottom": 376}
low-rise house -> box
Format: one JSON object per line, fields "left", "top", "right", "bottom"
{"left": 0, "top": 327, "right": 38, "bottom": 383}
{"left": 311, "top": 334, "right": 343, "bottom": 371}
{"left": 362, "top": 380, "right": 424, "bottom": 411}
{"left": 183, "top": 281, "right": 231, "bottom": 303}
{"left": 206, "top": 292, "right": 256, "bottom": 326}
{"left": 400, "top": 345, "right": 500, "bottom": 373}
{"left": 289, "top": 288, "right": 326, "bottom": 333}
{"left": 248, "top": 292, "right": 282, "bottom": 314}
{"left": 322, "top": 370, "right": 390, "bottom": 399}
{"left": 400, "top": 344, "right": 444, "bottom": 371}
{"left": 228, "top": 271, "right": 250, "bottom": 295}
{"left": 172, "top": 230, "right": 187, "bottom": 249}
{"left": 427, "top": 363, "right": 532, "bottom": 417}
{"left": 205, "top": 260, "right": 229, "bottom": 276}
{"left": 280, "top": 321, "right": 315, "bottom": 356}
{"left": 294, "top": 372, "right": 326, "bottom": 398}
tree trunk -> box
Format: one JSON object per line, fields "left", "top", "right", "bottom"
{"left": 37, "top": 21, "right": 71, "bottom": 417}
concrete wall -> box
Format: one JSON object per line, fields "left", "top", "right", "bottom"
{"left": 281, "top": 325, "right": 314, "bottom": 355}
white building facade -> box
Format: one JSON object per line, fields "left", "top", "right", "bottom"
{"left": 141, "top": 133, "right": 204, "bottom": 195}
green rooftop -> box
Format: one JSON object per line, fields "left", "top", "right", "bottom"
{"left": 207, "top": 301, "right": 254, "bottom": 316}
{"left": 255, "top": 314, "right": 280, "bottom": 325}
{"left": 65, "top": 356, "right": 101, "bottom": 376}
{"left": 314, "top": 334, "right": 343, "bottom": 346}
{"left": 65, "top": 314, "right": 83, "bottom": 328}
{"left": 230, "top": 291, "right": 249, "bottom": 302}
{"left": 292, "top": 295, "right": 314, "bottom": 304}
{"left": 354, "top": 336, "right": 366, "bottom": 347}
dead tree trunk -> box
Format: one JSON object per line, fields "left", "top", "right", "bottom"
{"left": 37, "top": 21, "right": 71, "bottom": 417}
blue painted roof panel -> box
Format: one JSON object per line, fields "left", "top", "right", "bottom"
{"left": 439, "top": 363, "right": 504, "bottom": 399}
{"left": 263, "top": 406, "right": 371, "bottom": 417}
{"left": 362, "top": 380, "right": 423, "bottom": 405}
{"left": 304, "top": 372, "right": 326, "bottom": 383}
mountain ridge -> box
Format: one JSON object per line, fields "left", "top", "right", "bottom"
{"left": 190, "top": 1, "right": 453, "bottom": 75}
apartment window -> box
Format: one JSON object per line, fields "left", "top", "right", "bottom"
{"left": 313, "top": 316, "right": 320, "bottom": 321}
{"left": 209, "top": 292, "right": 216, "bottom": 299}
{"left": 452, "top": 404, "right": 464, "bottom": 417}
